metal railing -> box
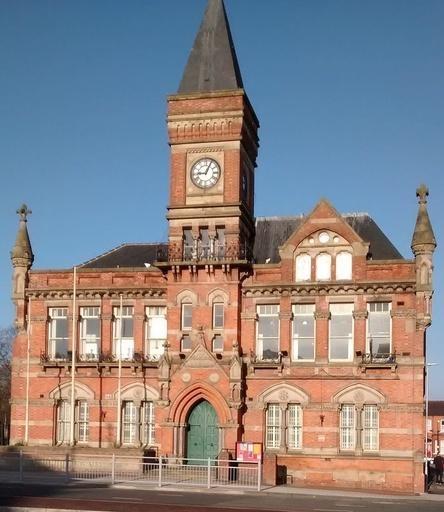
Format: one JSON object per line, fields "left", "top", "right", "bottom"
{"left": 156, "top": 243, "right": 253, "bottom": 263}
{"left": 0, "top": 451, "right": 261, "bottom": 491}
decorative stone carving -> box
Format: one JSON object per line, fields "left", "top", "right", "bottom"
{"left": 182, "top": 343, "right": 219, "bottom": 369}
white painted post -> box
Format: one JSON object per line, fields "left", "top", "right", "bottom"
{"left": 257, "top": 462, "right": 262, "bottom": 492}
{"left": 207, "top": 458, "right": 211, "bottom": 489}
{"left": 158, "top": 456, "right": 162, "bottom": 487}
{"left": 111, "top": 454, "right": 115, "bottom": 485}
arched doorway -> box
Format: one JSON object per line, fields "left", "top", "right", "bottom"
{"left": 186, "top": 400, "right": 219, "bottom": 461}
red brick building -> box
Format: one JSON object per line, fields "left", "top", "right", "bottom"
{"left": 428, "top": 401, "right": 444, "bottom": 457}
{"left": 9, "top": 0, "right": 436, "bottom": 494}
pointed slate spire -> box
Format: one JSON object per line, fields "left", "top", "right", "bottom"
{"left": 11, "top": 204, "right": 34, "bottom": 268}
{"left": 178, "top": 0, "right": 244, "bottom": 94}
{"left": 411, "top": 184, "right": 436, "bottom": 254}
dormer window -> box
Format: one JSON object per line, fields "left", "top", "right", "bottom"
{"left": 296, "top": 253, "right": 311, "bottom": 282}
{"left": 316, "top": 253, "right": 331, "bottom": 281}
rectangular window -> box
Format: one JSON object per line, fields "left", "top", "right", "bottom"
{"left": 80, "top": 307, "right": 100, "bottom": 360}
{"left": 145, "top": 306, "right": 167, "bottom": 358}
{"left": 213, "top": 334, "right": 224, "bottom": 352}
{"left": 56, "top": 400, "right": 70, "bottom": 444}
{"left": 122, "top": 401, "right": 137, "bottom": 445}
{"left": 340, "top": 404, "right": 355, "bottom": 450}
{"left": 215, "top": 227, "right": 225, "bottom": 259}
{"left": 329, "top": 303, "right": 353, "bottom": 361}
{"left": 257, "top": 305, "right": 280, "bottom": 360}
{"left": 141, "top": 401, "right": 155, "bottom": 445}
{"left": 181, "top": 334, "right": 191, "bottom": 351}
{"left": 213, "top": 303, "right": 224, "bottom": 330}
{"left": 266, "top": 404, "right": 281, "bottom": 449}
{"left": 113, "top": 306, "right": 134, "bottom": 360}
{"left": 183, "top": 228, "right": 194, "bottom": 260}
{"left": 367, "top": 303, "right": 391, "bottom": 358}
{"left": 181, "top": 303, "right": 192, "bottom": 331}
{"left": 427, "top": 418, "right": 432, "bottom": 431}
{"left": 49, "top": 308, "right": 69, "bottom": 359}
{"left": 287, "top": 404, "right": 302, "bottom": 449}
{"left": 441, "top": 419, "right": 444, "bottom": 433}
{"left": 199, "top": 228, "right": 210, "bottom": 259}
{"left": 362, "top": 405, "right": 378, "bottom": 451}
{"left": 292, "top": 304, "right": 315, "bottom": 360}
{"left": 77, "top": 400, "right": 89, "bottom": 443}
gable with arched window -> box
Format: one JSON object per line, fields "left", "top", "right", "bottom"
{"left": 294, "top": 230, "right": 353, "bottom": 283}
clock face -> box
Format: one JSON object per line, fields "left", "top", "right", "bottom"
{"left": 190, "top": 158, "right": 221, "bottom": 189}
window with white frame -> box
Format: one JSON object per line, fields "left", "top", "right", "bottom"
{"left": 292, "top": 304, "right": 315, "bottom": 360}
{"left": 287, "top": 404, "right": 302, "bottom": 449}
{"left": 265, "top": 403, "right": 303, "bottom": 450}
{"left": 367, "top": 303, "right": 391, "bottom": 357}
{"left": 80, "top": 307, "right": 100, "bottom": 360}
{"left": 329, "top": 303, "right": 354, "bottom": 361}
{"left": 336, "top": 251, "right": 352, "bottom": 280}
{"left": 340, "top": 404, "right": 379, "bottom": 452}
{"left": 441, "top": 419, "right": 444, "bottom": 433}
{"left": 56, "top": 399, "right": 70, "bottom": 444}
{"left": 145, "top": 306, "right": 167, "bottom": 359}
{"left": 113, "top": 306, "right": 134, "bottom": 360}
{"left": 141, "top": 401, "right": 155, "bottom": 445}
{"left": 316, "top": 253, "right": 331, "bottom": 281}
{"left": 181, "top": 303, "right": 192, "bottom": 331}
{"left": 48, "top": 308, "right": 69, "bottom": 359}
{"left": 340, "top": 404, "right": 355, "bottom": 450}
{"left": 122, "top": 401, "right": 137, "bottom": 445}
{"left": 76, "top": 400, "right": 89, "bottom": 443}
{"left": 362, "top": 404, "right": 378, "bottom": 451}
{"left": 122, "top": 400, "right": 155, "bottom": 446}
{"left": 266, "top": 404, "right": 281, "bottom": 449}
{"left": 56, "top": 400, "right": 89, "bottom": 445}
{"left": 296, "top": 253, "right": 311, "bottom": 282}
{"left": 256, "top": 305, "right": 280, "bottom": 360}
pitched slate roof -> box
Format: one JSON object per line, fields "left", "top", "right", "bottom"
{"left": 80, "top": 243, "right": 167, "bottom": 269}
{"left": 79, "top": 214, "right": 402, "bottom": 269}
{"left": 178, "top": 0, "right": 243, "bottom": 94}
{"left": 429, "top": 401, "right": 444, "bottom": 416}
{"left": 253, "top": 214, "right": 404, "bottom": 264}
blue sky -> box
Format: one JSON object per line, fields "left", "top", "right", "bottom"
{"left": 0, "top": 0, "right": 442, "bottom": 397}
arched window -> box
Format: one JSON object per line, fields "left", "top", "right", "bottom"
{"left": 296, "top": 253, "right": 311, "bottom": 282}
{"left": 316, "top": 253, "right": 331, "bottom": 281}
{"left": 336, "top": 252, "right": 352, "bottom": 280}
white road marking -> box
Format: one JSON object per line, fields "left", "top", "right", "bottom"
{"left": 111, "top": 496, "right": 143, "bottom": 501}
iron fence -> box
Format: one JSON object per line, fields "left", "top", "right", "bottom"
{"left": 0, "top": 451, "right": 261, "bottom": 491}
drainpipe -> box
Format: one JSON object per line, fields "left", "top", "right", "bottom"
{"left": 70, "top": 267, "right": 77, "bottom": 446}
{"left": 24, "top": 296, "right": 31, "bottom": 444}
{"left": 116, "top": 294, "right": 123, "bottom": 446}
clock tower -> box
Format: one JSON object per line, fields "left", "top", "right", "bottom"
{"left": 166, "top": 0, "right": 259, "bottom": 264}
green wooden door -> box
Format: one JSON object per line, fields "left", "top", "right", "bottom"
{"left": 186, "top": 400, "right": 219, "bottom": 462}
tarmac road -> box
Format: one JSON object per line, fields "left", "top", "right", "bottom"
{"left": 1, "top": 482, "right": 444, "bottom": 512}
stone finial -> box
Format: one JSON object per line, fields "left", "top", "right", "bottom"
{"left": 17, "top": 204, "right": 32, "bottom": 221}
{"left": 11, "top": 203, "right": 34, "bottom": 267}
{"left": 411, "top": 185, "right": 436, "bottom": 255}
{"left": 416, "top": 184, "right": 429, "bottom": 205}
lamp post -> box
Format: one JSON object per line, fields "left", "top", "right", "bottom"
{"left": 425, "top": 362, "right": 439, "bottom": 486}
